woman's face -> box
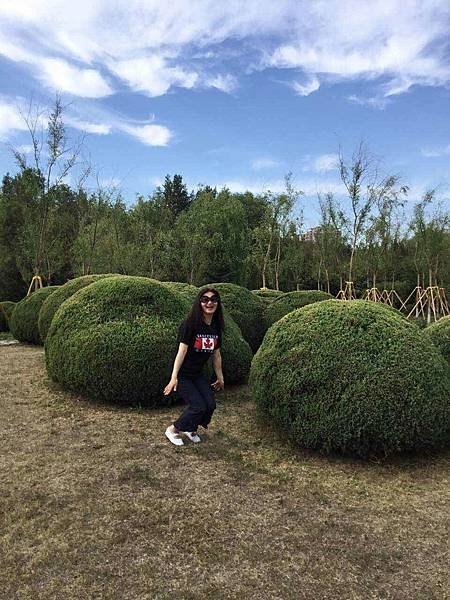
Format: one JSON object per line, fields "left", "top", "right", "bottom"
{"left": 199, "top": 291, "right": 219, "bottom": 317}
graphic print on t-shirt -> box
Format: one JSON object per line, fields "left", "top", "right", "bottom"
{"left": 193, "top": 333, "right": 219, "bottom": 352}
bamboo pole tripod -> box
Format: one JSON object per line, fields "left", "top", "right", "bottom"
{"left": 362, "top": 287, "right": 382, "bottom": 302}
{"left": 406, "top": 286, "right": 449, "bottom": 323}
{"left": 362, "top": 286, "right": 404, "bottom": 309}
{"left": 336, "top": 281, "right": 357, "bottom": 301}
{"left": 400, "top": 286, "right": 425, "bottom": 317}
{"left": 26, "top": 275, "right": 43, "bottom": 296}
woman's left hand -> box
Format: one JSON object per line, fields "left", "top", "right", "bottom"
{"left": 211, "top": 377, "right": 225, "bottom": 391}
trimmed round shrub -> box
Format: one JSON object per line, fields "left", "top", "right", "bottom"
{"left": 424, "top": 315, "right": 450, "bottom": 365}
{"left": 249, "top": 299, "right": 450, "bottom": 457}
{"left": 265, "top": 290, "right": 332, "bottom": 326}
{"left": 162, "top": 282, "right": 198, "bottom": 303}
{"left": 206, "top": 282, "right": 265, "bottom": 352}
{"left": 9, "top": 287, "right": 60, "bottom": 344}
{"left": 207, "top": 314, "right": 253, "bottom": 385}
{"left": 163, "top": 281, "right": 252, "bottom": 384}
{"left": 1, "top": 301, "right": 16, "bottom": 327}
{"left": 45, "top": 276, "right": 190, "bottom": 406}
{"left": 252, "top": 289, "right": 284, "bottom": 306}
{"left": 38, "top": 274, "right": 116, "bottom": 342}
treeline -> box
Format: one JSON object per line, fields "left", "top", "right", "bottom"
{"left": 0, "top": 98, "right": 449, "bottom": 301}
{"left": 1, "top": 168, "right": 449, "bottom": 302}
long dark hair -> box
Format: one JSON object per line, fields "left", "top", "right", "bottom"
{"left": 185, "top": 287, "right": 225, "bottom": 332}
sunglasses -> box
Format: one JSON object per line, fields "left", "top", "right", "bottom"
{"left": 200, "top": 295, "right": 219, "bottom": 304}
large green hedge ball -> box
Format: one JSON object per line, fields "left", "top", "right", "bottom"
{"left": 252, "top": 289, "right": 284, "bottom": 306}
{"left": 209, "top": 313, "right": 253, "bottom": 385}
{"left": 207, "top": 282, "right": 265, "bottom": 352}
{"left": 38, "top": 274, "right": 116, "bottom": 342}
{"left": 424, "top": 315, "right": 450, "bottom": 365}
{"left": 9, "top": 287, "right": 60, "bottom": 344}
{"left": 163, "top": 282, "right": 252, "bottom": 384}
{"left": 265, "top": 290, "right": 332, "bottom": 326}
{"left": 45, "top": 276, "right": 188, "bottom": 406}
{"left": 162, "top": 282, "right": 198, "bottom": 303}
{"left": 249, "top": 300, "right": 450, "bottom": 457}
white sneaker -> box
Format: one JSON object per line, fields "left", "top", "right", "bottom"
{"left": 182, "top": 431, "right": 202, "bottom": 443}
{"left": 165, "top": 427, "right": 184, "bottom": 446}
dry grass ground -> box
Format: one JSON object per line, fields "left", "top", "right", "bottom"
{"left": 0, "top": 344, "right": 449, "bottom": 600}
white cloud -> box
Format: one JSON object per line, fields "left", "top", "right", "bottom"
{"left": 0, "top": 94, "right": 173, "bottom": 147}
{"left": 420, "top": 145, "right": 450, "bottom": 158}
{"left": 0, "top": 100, "right": 28, "bottom": 139}
{"left": 301, "top": 154, "right": 339, "bottom": 173}
{"left": 38, "top": 58, "right": 113, "bottom": 98}
{"left": 347, "top": 94, "right": 390, "bottom": 110}
{"left": 312, "top": 154, "right": 339, "bottom": 173}
{"left": 65, "top": 117, "right": 112, "bottom": 135}
{"left": 16, "top": 143, "right": 34, "bottom": 154}
{"left": 119, "top": 123, "right": 172, "bottom": 146}
{"left": 215, "top": 177, "right": 345, "bottom": 196}
{"left": 251, "top": 158, "right": 280, "bottom": 170}
{"left": 268, "top": 1, "right": 450, "bottom": 98}
{"left": 0, "top": 1, "right": 449, "bottom": 101}
{"left": 108, "top": 55, "right": 198, "bottom": 97}
{"left": 206, "top": 74, "right": 238, "bottom": 93}
{"left": 291, "top": 75, "right": 320, "bottom": 96}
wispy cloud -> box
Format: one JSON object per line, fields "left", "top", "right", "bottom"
{"left": 301, "top": 154, "right": 339, "bottom": 173}
{"left": 38, "top": 58, "right": 113, "bottom": 98}
{"left": 0, "top": 1, "right": 449, "bottom": 102}
{"left": 205, "top": 74, "right": 238, "bottom": 93}
{"left": 251, "top": 157, "right": 280, "bottom": 170}
{"left": 214, "top": 177, "right": 345, "bottom": 196}
{"left": 268, "top": 1, "right": 450, "bottom": 100}
{"left": 0, "top": 94, "right": 172, "bottom": 147}
{"left": 0, "top": 99, "right": 29, "bottom": 139}
{"left": 420, "top": 144, "right": 450, "bottom": 157}
{"left": 347, "top": 94, "right": 390, "bottom": 110}
{"left": 290, "top": 75, "right": 320, "bottom": 96}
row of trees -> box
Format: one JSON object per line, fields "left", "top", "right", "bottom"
{"left": 0, "top": 97, "right": 449, "bottom": 301}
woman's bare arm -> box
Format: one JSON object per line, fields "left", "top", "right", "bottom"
{"left": 163, "top": 343, "right": 188, "bottom": 395}
{"left": 212, "top": 349, "right": 224, "bottom": 390}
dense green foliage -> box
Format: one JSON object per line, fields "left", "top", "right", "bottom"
{"left": 38, "top": 274, "right": 116, "bottom": 342}
{"left": 2, "top": 167, "right": 448, "bottom": 303}
{"left": 162, "top": 282, "right": 198, "bottom": 302}
{"left": 203, "top": 315, "right": 253, "bottom": 385}
{"left": 10, "top": 287, "right": 60, "bottom": 344}
{"left": 265, "top": 290, "right": 333, "bottom": 326}
{"left": 45, "top": 276, "right": 187, "bottom": 406}
{"left": 207, "top": 282, "right": 265, "bottom": 351}
{"left": 252, "top": 289, "right": 284, "bottom": 305}
{"left": 249, "top": 300, "right": 450, "bottom": 457}
{"left": 424, "top": 315, "right": 450, "bottom": 365}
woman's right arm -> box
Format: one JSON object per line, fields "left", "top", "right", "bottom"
{"left": 163, "top": 343, "right": 188, "bottom": 395}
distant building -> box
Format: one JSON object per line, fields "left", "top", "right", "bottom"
{"left": 300, "top": 227, "right": 321, "bottom": 242}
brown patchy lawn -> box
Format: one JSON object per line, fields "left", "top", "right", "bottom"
{"left": 0, "top": 344, "right": 449, "bottom": 600}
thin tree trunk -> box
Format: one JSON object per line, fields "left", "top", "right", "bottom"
{"left": 274, "top": 236, "right": 281, "bottom": 291}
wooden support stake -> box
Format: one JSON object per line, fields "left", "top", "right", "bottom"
{"left": 26, "top": 275, "right": 43, "bottom": 296}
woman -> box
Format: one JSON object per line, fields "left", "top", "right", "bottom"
{"left": 164, "top": 287, "right": 225, "bottom": 445}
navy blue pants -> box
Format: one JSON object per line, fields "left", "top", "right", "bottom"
{"left": 173, "top": 373, "right": 216, "bottom": 432}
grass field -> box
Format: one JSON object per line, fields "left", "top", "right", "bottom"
{"left": 1, "top": 344, "right": 449, "bottom": 600}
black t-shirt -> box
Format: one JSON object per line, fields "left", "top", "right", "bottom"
{"left": 177, "top": 318, "right": 222, "bottom": 379}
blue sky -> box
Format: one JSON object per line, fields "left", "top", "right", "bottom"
{"left": 0, "top": 1, "right": 449, "bottom": 227}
